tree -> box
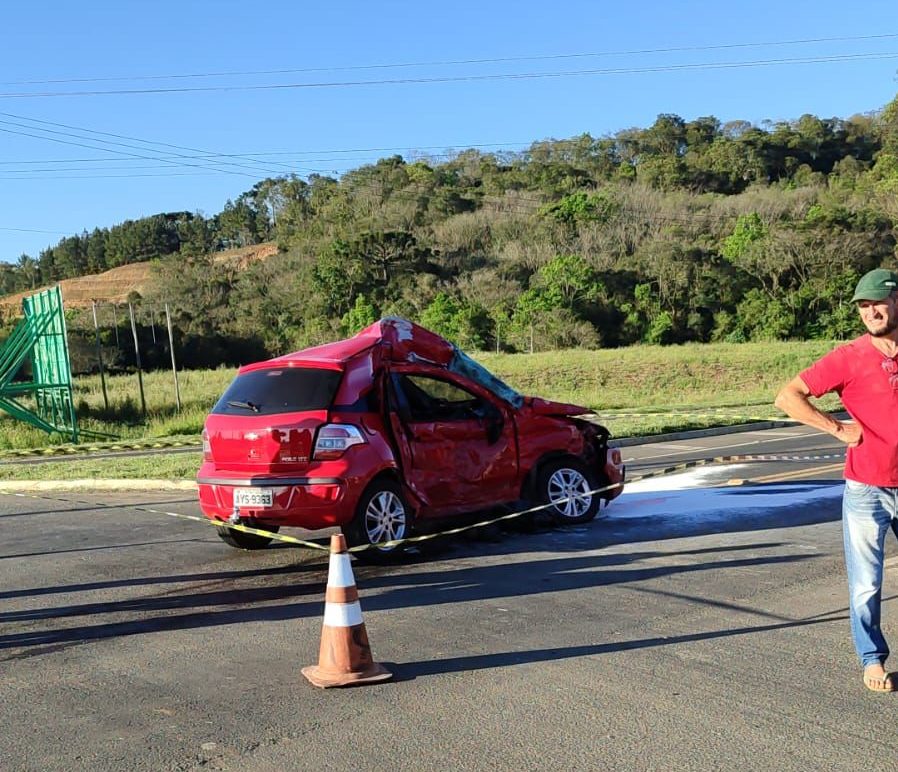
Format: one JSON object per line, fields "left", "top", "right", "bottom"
{"left": 16, "top": 254, "right": 39, "bottom": 289}
{"left": 722, "top": 213, "right": 767, "bottom": 262}
{"left": 177, "top": 214, "right": 215, "bottom": 258}
{"left": 85, "top": 228, "right": 107, "bottom": 273}
{"left": 419, "top": 292, "right": 489, "bottom": 350}
{"left": 312, "top": 240, "right": 374, "bottom": 317}
{"left": 341, "top": 295, "right": 378, "bottom": 335}
{"left": 540, "top": 191, "right": 618, "bottom": 226}
{"left": 733, "top": 289, "right": 794, "bottom": 340}
{"left": 355, "top": 230, "right": 427, "bottom": 285}
{"left": 531, "top": 253, "right": 603, "bottom": 313}
{"left": 217, "top": 198, "right": 260, "bottom": 248}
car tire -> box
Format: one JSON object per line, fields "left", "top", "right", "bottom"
{"left": 216, "top": 520, "right": 279, "bottom": 550}
{"left": 536, "top": 457, "right": 602, "bottom": 525}
{"left": 344, "top": 479, "right": 411, "bottom": 563}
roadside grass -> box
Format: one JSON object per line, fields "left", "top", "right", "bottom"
{"left": 475, "top": 340, "right": 841, "bottom": 410}
{"left": 0, "top": 452, "right": 203, "bottom": 481}
{"left": 476, "top": 340, "right": 844, "bottom": 437}
{"left": 0, "top": 340, "right": 845, "bottom": 479}
{"left": 0, "top": 367, "right": 234, "bottom": 450}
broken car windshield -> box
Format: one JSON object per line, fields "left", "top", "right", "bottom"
{"left": 448, "top": 350, "right": 523, "bottom": 408}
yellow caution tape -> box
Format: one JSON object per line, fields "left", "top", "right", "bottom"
{"left": 0, "top": 449, "right": 845, "bottom": 554}
{"left": 0, "top": 438, "right": 201, "bottom": 460}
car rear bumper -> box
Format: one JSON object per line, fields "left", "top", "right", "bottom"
{"left": 196, "top": 475, "right": 353, "bottom": 529}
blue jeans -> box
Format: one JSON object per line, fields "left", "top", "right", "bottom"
{"left": 842, "top": 480, "right": 898, "bottom": 667}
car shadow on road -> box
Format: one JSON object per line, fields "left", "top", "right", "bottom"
{"left": 0, "top": 480, "right": 846, "bottom": 658}
{"left": 0, "top": 538, "right": 210, "bottom": 563}
{"left": 0, "top": 559, "right": 327, "bottom": 601}
{"left": 386, "top": 611, "right": 851, "bottom": 681}
{"left": 0, "top": 496, "right": 200, "bottom": 520}
{"left": 0, "top": 541, "right": 814, "bottom": 656}
{"left": 370, "top": 480, "right": 842, "bottom": 571}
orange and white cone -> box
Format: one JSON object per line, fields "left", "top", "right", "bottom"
{"left": 301, "top": 533, "right": 392, "bottom": 688}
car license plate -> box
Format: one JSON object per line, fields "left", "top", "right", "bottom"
{"left": 233, "top": 487, "right": 273, "bottom": 508}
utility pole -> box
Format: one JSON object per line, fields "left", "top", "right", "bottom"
{"left": 111, "top": 303, "right": 120, "bottom": 348}
{"left": 128, "top": 303, "right": 147, "bottom": 416}
{"left": 91, "top": 301, "right": 109, "bottom": 411}
{"left": 165, "top": 303, "right": 181, "bottom": 412}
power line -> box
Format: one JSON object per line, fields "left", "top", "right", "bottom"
{"left": 0, "top": 141, "right": 531, "bottom": 165}
{"left": 0, "top": 226, "right": 69, "bottom": 235}
{"left": 0, "top": 150, "right": 520, "bottom": 177}
{"left": 0, "top": 118, "right": 537, "bottom": 178}
{"left": 1, "top": 51, "right": 897, "bottom": 99}
{"left": 0, "top": 113, "right": 292, "bottom": 177}
{"left": 0, "top": 171, "right": 270, "bottom": 180}
{"left": 0, "top": 150, "right": 526, "bottom": 177}
{"left": 0, "top": 123, "right": 267, "bottom": 178}
{"left": 2, "top": 32, "right": 896, "bottom": 86}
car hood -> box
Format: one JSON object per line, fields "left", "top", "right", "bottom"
{"left": 521, "top": 396, "right": 591, "bottom": 417}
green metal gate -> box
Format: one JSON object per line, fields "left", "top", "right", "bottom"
{"left": 0, "top": 286, "right": 78, "bottom": 441}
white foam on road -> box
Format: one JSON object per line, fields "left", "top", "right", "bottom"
{"left": 613, "top": 464, "right": 844, "bottom": 522}
{"left": 627, "top": 465, "right": 751, "bottom": 492}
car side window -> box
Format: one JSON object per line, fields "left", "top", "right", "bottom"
{"left": 398, "top": 375, "right": 483, "bottom": 422}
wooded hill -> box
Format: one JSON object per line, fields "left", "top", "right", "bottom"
{"left": 4, "top": 94, "right": 898, "bottom": 369}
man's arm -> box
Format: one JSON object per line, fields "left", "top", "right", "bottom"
{"left": 774, "top": 376, "right": 862, "bottom": 446}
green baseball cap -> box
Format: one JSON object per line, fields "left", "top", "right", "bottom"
{"left": 851, "top": 268, "right": 898, "bottom": 302}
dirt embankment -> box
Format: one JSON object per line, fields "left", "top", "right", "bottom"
{"left": 0, "top": 243, "right": 278, "bottom": 316}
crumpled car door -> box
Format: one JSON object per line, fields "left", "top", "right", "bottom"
{"left": 388, "top": 371, "right": 518, "bottom": 515}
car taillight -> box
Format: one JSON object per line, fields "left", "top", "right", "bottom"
{"left": 202, "top": 428, "right": 213, "bottom": 461}
{"left": 608, "top": 447, "right": 622, "bottom": 466}
{"left": 312, "top": 423, "right": 367, "bottom": 461}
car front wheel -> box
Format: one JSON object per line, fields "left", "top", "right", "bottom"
{"left": 344, "top": 480, "right": 411, "bottom": 563}
{"left": 536, "top": 458, "right": 602, "bottom": 525}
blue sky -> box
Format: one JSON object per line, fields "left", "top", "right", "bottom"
{"left": 1, "top": 0, "right": 897, "bottom": 264}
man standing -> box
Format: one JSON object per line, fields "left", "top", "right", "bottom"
{"left": 776, "top": 268, "right": 898, "bottom": 693}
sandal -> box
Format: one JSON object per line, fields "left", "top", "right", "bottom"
{"left": 863, "top": 666, "right": 896, "bottom": 693}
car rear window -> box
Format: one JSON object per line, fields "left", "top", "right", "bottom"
{"left": 211, "top": 367, "right": 342, "bottom": 416}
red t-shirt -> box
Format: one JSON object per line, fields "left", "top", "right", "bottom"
{"left": 800, "top": 334, "right": 898, "bottom": 486}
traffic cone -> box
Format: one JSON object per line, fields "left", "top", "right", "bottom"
{"left": 301, "top": 533, "right": 392, "bottom": 688}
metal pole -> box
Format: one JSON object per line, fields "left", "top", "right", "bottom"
{"left": 128, "top": 302, "right": 147, "bottom": 416}
{"left": 91, "top": 301, "right": 109, "bottom": 411}
{"left": 165, "top": 303, "right": 181, "bottom": 412}
{"left": 149, "top": 307, "right": 157, "bottom": 344}
{"left": 111, "top": 303, "right": 120, "bottom": 348}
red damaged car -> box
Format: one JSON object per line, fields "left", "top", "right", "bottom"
{"left": 197, "top": 318, "right": 624, "bottom": 558}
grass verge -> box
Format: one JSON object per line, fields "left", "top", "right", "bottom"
{"left": 0, "top": 339, "right": 845, "bottom": 479}
{"left": 0, "top": 452, "right": 203, "bottom": 481}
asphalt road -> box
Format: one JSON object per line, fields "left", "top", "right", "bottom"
{"left": 2, "top": 425, "right": 897, "bottom": 772}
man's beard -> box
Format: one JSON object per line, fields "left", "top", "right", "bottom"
{"left": 869, "top": 316, "right": 898, "bottom": 337}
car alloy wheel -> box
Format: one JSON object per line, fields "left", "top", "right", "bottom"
{"left": 537, "top": 458, "right": 601, "bottom": 524}
{"left": 365, "top": 489, "right": 409, "bottom": 547}
{"left": 345, "top": 479, "right": 412, "bottom": 562}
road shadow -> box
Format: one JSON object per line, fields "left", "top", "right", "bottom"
{"left": 0, "top": 496, "right": 199, "bottom": 520}
{"left": 0, "top": 479, "right": 850, "bottom": 657}
{"left": 385, "top": 480, "right": 845, "bottom": 564}
{"left": 0, "top": 541, "right": 813, "bottom": 654}
{"left": 0, "top": 559, "right": 327, "bottom": 600}
{"left": 388, "top": 611, "right": 850, "bottom": 681}
{"left": 0, "top": 538, "right": 209, "bottom": 563}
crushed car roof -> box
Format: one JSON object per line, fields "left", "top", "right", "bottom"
{"left": 241, "top": 318, "right": 525, "bottom": 407}
{"left": 260, "top": 317, "right": 456, "bottom": 368}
